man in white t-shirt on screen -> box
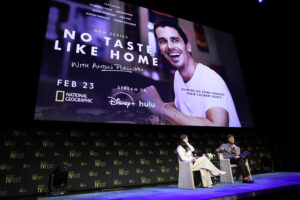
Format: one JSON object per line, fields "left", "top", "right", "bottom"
{"left": 140, "top": 20, "right": 241, "bottom": 127}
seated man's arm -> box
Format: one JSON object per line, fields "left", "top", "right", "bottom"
{"left": 235, "top": 146, "right": 241, "bottom": 156}
{"left": 216, "top": 144, "right": 226, "bottom": 153}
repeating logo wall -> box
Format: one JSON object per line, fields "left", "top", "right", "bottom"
{"left": 0, "top": 128, "right": 271, "bottom": 198}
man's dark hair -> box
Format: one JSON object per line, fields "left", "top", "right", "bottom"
{"left": 226, "top": 134, "right": 234, "bottom": 140}
{"left": 154, "top": 20, "right": 188, "bottom": 44}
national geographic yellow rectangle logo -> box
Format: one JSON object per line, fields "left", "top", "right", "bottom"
{"left": 55, "top": 91, "right": 65, "bottom": 102}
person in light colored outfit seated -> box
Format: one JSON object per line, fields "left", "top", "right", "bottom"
{"left": 177, "top": 134, "right": 226, "bottom": 188}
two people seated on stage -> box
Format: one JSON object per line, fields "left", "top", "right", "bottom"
{"left": 216, "top": 134, "right": 255, "bottom": 183}
{"left": 177, "top": 134, "right": 226, "bottom": 188}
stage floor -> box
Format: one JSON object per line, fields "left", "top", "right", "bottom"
{"left": 39, "top": 172, "right": 300, "bottom": 200}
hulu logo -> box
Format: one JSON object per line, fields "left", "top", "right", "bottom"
{"left": 139, "top": 100, "right": 155, "bottom": 108}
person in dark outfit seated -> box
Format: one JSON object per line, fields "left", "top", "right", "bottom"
{"left": 216, "top": 134, "right": 255, "bottom": 183}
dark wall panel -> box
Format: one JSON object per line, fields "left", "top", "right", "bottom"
{"left": 0, "top": 126, "right": 272, "bottom": 198}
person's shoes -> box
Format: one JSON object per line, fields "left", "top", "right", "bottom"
{"left": 243, "top": 178, "right": 255, "bottom": 183}
{"left": 207, "top": 185, "right": 213, "bottom": 189}
{"left": 219, "top": 170, "right": 226, "bottom": 175}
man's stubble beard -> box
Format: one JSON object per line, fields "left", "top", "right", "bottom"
{"left": 161, "top": 55, "right": 185, "bottom": 71}
{"left": 177, "top": 64, "right": 185, "bottom": 71}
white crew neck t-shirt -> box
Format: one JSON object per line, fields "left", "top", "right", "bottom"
{"left": 174, "top": 63, "right": 241, "bottom": 127}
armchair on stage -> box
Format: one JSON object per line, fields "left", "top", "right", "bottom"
{"left": 218, "top": 153, "right": 252, "bottom": 183}
{"left": 178, "top": 159, "right": 200, "bottom": 189}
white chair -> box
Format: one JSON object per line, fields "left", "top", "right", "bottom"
{"left": 218, "top": 153, "right": 252, "bottom": 183}
{"left": 178, "top": 159, "right": 201, "bottom": 189}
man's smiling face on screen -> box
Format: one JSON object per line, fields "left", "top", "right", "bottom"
{"left": 155, "top": 26, "right": 192, "bottom": 70}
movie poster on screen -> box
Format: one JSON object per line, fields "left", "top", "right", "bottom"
{"left": 34, "top": 0, "right": 253, "bottom": 127}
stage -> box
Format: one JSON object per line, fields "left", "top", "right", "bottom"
{"left": 38, "top": 172, "right": 300, "bottom": 200}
